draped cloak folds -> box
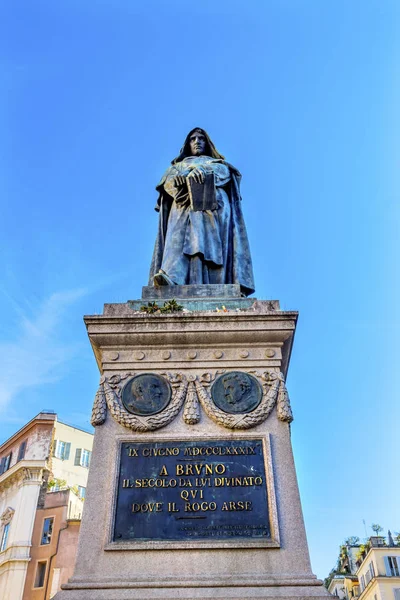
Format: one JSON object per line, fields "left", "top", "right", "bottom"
{"left": 148, "top": 158, "right": 255, "bottom": 297}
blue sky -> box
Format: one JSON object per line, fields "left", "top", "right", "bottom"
{"left": 1, "top": 0, "right": 399, "bottom": 580}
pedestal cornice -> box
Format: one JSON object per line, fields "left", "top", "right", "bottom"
{"left": 84, "top": 300, "right": 298, "bottom": 378}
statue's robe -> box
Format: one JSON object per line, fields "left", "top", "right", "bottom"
{"left": 148, "top": 156, "right": 255, "bottom": 296}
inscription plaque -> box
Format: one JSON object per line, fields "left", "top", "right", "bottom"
{"left": 114, "top": 439, "right": 270, "bottom": 542}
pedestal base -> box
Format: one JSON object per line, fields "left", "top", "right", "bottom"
{"left": 54, "top": 297, "right": 330, "bottom": 600}
{"left": 58, "top": 583, "right": 330, "bottom": 600}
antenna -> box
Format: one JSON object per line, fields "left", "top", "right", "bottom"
{"left": 363, "top": 519, "right": 368, "bottom": 537}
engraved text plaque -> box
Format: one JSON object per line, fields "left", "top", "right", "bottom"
{"left": 113, "top": 439, "right": 270, "bottom": 543}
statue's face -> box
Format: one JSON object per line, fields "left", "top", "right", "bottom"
{"left": 189, "top": 131, "right": 206, "bottom": 156}
{"left": 222, "top": 377, "right": 244, "bottom": 405}
{"left": 132, "top": 381, "right": 162, "bottom": 403}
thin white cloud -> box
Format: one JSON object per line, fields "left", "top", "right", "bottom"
{"left": 0, "top": 288, "right": 88, "bottom": 412}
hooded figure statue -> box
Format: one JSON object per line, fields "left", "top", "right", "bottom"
{"left": 148, "top": 128, "right": 255, "bottom": 296}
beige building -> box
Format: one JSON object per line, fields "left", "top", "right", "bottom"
{"left": 329, "top": 574, "right": 360, "bottom": 599}
{"left": 0, "top": 411, "right": 93, "bottom": 600}
{"left": 328, "top": 535, "right": 400, "bottom": 600}
{"left": 50, "top": 420, "right": 93, "bottom": 501}
{"left": 356, "top": 543, "right": 400, "bottom": 600}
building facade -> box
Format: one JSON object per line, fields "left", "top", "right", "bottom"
{"left": 356, "top": 544, "right": 400, "bottom": 600}
{"left": 0, "top": 412, "right": 93, "bottom": 600}
{"left": 328, "top": 535, "right": 400, "bottom": 600}
{"left": 51, "top": 420, "right": 93, "bottom": 502}
{"left": 22, "top": 489, "right": 83, "bottom": 600}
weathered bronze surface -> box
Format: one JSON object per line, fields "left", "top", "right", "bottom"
{"left": 211, "top": 371, "right": 263, "bottom": 414}
{"left": 121, "top": 374, "right": 171, "bottom": 416}
{"left": 148, "top": 128, "right": 255, "bottom": 296}
{"left": 114, "top": 439, "right": 270, "bottom": 542}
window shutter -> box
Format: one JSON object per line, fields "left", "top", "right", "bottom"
{"left": 64, "top": 443, "right": 71, "bottom": 461}
{"left": 394, "top": 557, "right": 400, "bottom": 576}
{"left": 0, "top": 457, "right": 5, "bottom": 475}
{"left": 4, "top": 452, "right": 12, "bottom": 471}
{"left": 18, "top": 441, "right": 27, "bottom": 461}
{"left": 75, "top": 448, "right": 82, "bottom": 466}
{"left": 53, "top": 440, "right": 58, "bottom": 457}
{"left": 369, "top": 561, "right": 375, "bottom": 577}
{"left": 384, "top": 556, "right": 391, "bottom": 576}
{"left": 87, "top": 451, "right": 91, "bottom": 467}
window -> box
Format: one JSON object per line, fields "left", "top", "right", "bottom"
{"left": 0, "top": 523, "right": 10, "bottom": 552}
{"left": 75, "top": 448, "right": 91, "bottom": 468}
{"left": 78, "top": 486, "right": 86, "bottom": 499}
{"left": 365, "top": 562, "right": 375, "bottom": 585}
{"left": 0, "top": 453, "right": 12, "bottom": 475}
{"left": 17, "top": 440, "right": 27, "bottom": 461}
{"left": 41, "top": 517, "right": 54, "bottom": 545}
{"left": 53, "top": 440, "right": 70, "bottom": 460}
{"left": 369, "top": 561, "right": 375, "bottom": 578}
{"left": 360, "top": 575, "right": 365, "bottom": 591}
{"left": 81, "top": 449, "right": 91, "bottom": 468}
{"left": 385, "top": 556, "right": 400, "bottom": 577}
{"left": 34, "top": 561, "right": 47, "bottom": 588}
{"left": 394, "top": 589, "right": 400, "bottom": 600}
{"left": 4, "top": 453, "right": 12, "bottom": 471}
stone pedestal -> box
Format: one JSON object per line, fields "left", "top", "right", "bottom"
{"left": 55, "top": 287, "right": 330, "bottom": 600}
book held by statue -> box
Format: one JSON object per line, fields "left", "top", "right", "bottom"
{"left": 188, "top": 172, "right": 217, "bottom": 211}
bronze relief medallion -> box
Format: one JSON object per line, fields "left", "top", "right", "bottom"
{"left": 211, "top": 371, "right": 262, "bottom": 414}
{"left": 121, "top": 374, "right": 172, "bottom": 416}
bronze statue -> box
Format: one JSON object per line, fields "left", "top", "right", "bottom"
{"left": 149, "top": 128, "right": 255, "bottom": 296}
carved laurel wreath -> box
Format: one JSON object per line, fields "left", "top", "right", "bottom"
{"left": 91, "top": 373, "right": 188, "bottom": 432}
{"left": 91, "top": 370, "right": 292, "bottom": 432}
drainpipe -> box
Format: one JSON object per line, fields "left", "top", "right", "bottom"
{"left": 43, "top": 519, "right": 68, "bottom": 600}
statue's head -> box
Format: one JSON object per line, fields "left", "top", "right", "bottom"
{"left": 172, "top": 128, "right": 225, "bottom": 164}
{"left": 189, "top": 129, "right": 207, "bottom": 156}
{"left": 222, "top": 372, "right": 252, "bottom": 405}
{"left": 130, "top": 378, "right": 162, "bottom": 404}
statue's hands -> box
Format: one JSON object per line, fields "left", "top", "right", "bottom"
{"left": 187, "top": 167, "right": 205, "bottom": 184}
{"left": 173, "top": 175, "right": 187, "bottom": 187}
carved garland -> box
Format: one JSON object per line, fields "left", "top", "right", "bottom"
{"left": 91, "top": 373, "right": 188, "bottom": 432}
{"left": 91, "top": 370, "right": 292, "bottom": 432}
{"left": 195, "top": 370, "right": 292, "bottom": 429}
